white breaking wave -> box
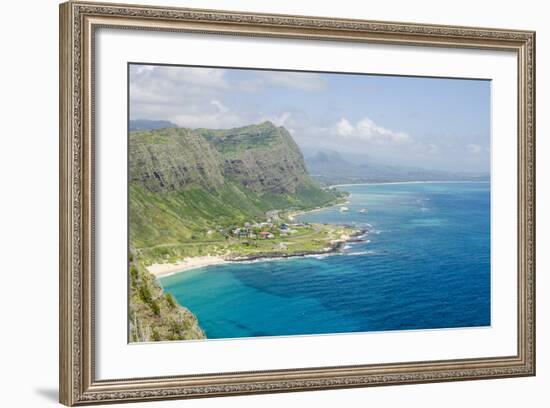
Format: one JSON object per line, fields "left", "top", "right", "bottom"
{"left": 348, "top": 250, "right": 377, "bottom": 256}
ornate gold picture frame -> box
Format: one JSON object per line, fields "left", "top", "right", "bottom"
{"left": 59, "top": 1, "right": 535, "bottom": 405}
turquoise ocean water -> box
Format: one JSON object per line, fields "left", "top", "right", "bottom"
{"left": 159, "top": 182, "right": 491, "bottom": 339}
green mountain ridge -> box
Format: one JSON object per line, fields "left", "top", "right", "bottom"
{"left": 129, "top": 122, "right": 341, "bottom": 251}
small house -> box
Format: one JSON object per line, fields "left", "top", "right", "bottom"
{"left": 259, "top": 231, "right": 273, "bottom": 239}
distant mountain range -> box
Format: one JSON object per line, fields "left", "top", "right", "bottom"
{"left": 305, "top": 150, "right": 489, "bottom": 185}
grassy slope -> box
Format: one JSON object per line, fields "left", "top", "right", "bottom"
{"left": 130, "top": 182, "right": 337, "bottom": 245}
{"left": 130, "top": 181, "right": 343, "bottom": 263}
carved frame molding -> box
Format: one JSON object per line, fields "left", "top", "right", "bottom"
{"left": 59, "top": 1, "right": 535, "bottom": 405}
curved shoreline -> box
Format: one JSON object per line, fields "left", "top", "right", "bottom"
{"left": 149, "top": 229, "right": 367, "bottom": 278}
{"left": 286, "top": 199, "right": 350, "bottom": 221}
{"left": 147, "top": 256, "right": 228, "bottom": 278}
{"left": 329, "top": 180, "right": 490, "bottom": 188}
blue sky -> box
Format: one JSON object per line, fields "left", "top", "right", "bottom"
{"left": 130, "top": 64, "right": 491, "bottom": 172}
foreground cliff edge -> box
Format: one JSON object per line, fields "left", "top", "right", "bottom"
{"left": 128, "top": 121, "right": 351, "bottom": 341}
{"left": 129, "top": 252, "right": 206, "bottom": 342}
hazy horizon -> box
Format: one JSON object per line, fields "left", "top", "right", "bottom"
{"left": 130, "top": 63, "right": 491, "bottom": 173}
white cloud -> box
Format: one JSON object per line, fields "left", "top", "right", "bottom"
{"left": 425, "top": 144, "right": 439, "bottom": 154}
{"left": 236, "top": 78, "right": 264, "bottom": 93}
{"left": 466, "top": 143, "right": 483, "bottom": 154}
{"left": 129, "top": 65, "right": 327, "bottom": 131}
{"left": 335, "top": 118, "right": 354, "bottom": 137}
{"left": 134, "top": 65, "right": 154, "bottom": 75}
{"left": 130, "top": 65, "right": 250, "bottom": 129}
{"left": 130, "top": 65, "right": 229, "bottom": 106}
{"left": 255, "top": 71, "right": 327, "bottom": 91}
{"left": 334, "top": 117, "right": 411, "bottom": 145}
{"left": 171, "top": 112, "right": 244, "bottom": 129}
{"left": 210, "top": 100, "right": 229, "bottom": 113}
{"left": 259, "top": 112, "right": 292, "bottom": 127}
{"left": 168, "top": 98, "right": 244, "bottom": 129}
{"left": 152, "top": 66, "right": 228, "bottom": 90}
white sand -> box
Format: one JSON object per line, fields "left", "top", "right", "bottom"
{"left": 147, "top": 255, "right": 227, "bottom": 277}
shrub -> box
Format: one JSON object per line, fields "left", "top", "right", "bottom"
{"left": 165, "top": 293, "right": 177, "bottom": 309}
{"left": 129, "top": 264, "right": 139, "bottom": 284}
{"left": 169, "top": 320, "right": 181, "bottom": 336}
{"left": 150, "top": 300, "right": 160, "bottom": 316}
{"left": 138, "top": 283, "right": 153, "bottom": 305}
{"left": 151, "top": 328, "right": 161, "bottom": 341}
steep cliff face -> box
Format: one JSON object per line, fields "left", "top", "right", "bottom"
{"left": 197, "top": 122, "right": 312, "bottom": 194}
{"left": 128, "top": 254, "right": 205, "bottom": 342}
{"left": 130, "top": 122, "right": 318, "bottom": 195}
{"left": 129, "top": 127, "right": 225, "bottom": 192}
{"left": 129, "top": 122, "right": 339, "bottom": 249}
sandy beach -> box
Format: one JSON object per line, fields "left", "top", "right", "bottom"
{"left": 287, "top": 202, "right": 347, "bottom": 221}
{"left": 147, "top": 255, "right": 227, "bottom": 277}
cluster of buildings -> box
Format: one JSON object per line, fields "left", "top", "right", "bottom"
{"left": 228, "top": 221, "right": 306, "bottom": 240}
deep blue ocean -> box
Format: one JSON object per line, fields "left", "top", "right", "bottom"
{"left": 159, "top": 182, "right": 491, "bottom": 339}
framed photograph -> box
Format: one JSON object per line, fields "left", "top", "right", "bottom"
{"left": 59, "top": 1, "right": 536, "bottom": 405}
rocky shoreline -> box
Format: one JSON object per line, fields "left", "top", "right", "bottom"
{"left": 148, "top": 228, "right": 368, "bottom": 277}
{"left": 226, "top": 228, "right": 367, "bottom": 262}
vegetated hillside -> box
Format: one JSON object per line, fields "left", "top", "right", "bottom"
{"left": 129, "top": 121, "right": 341, "bottom": 251}
{"left": 128, "top": 252, "right": 205, "bottom": 342}
{"left": 306, "top": 150, "right": 490, "bottom": 185}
